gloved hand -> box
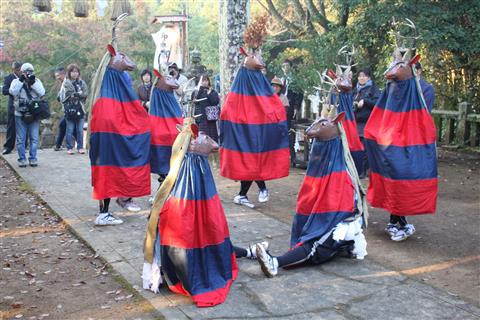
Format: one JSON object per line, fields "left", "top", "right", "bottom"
{"left": 19, "top": 74, "right": 26, "bottom": 82}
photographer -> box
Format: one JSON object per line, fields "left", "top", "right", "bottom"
{"left": 59, "top": 64, "right": 87, "bottom": 154}
{"left": 192, "top": 74, "right": 220, "bottom": 141}
{"left": 9, "top": 63, "right": 45, "bottom": 167}
{"left": 168, "top": 63, "right": 188, "bottom": 104}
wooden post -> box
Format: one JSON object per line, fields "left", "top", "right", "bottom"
{"left": 445, "top": 118, "right": 454, "bottom": 144}
{"left": 456, "top": 102, "right": 468, "bottom": 145}
{"left": 471, "top": 121, "right": 479, "bottom": 147}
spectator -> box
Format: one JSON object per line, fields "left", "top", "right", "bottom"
{"left": 271, "top": 76, "right": 289, "bottom": 121}
{"left": 168, "top": 63, "right": 188, "bottom": 103}
{"left": 53, "top": 67, "right": 77, "bottom": 151}
{"left": 137, "top": 69, "right": 153, "bottom": 111}
{"left": 415, "top": 62, "right": 435, "bottom": 112}
{"left": 352, "top": 68, "right": 380, "bottom": 178}
{"left": 9, "top": 63, "right": 45, "bottom": 167}
{"left": 281, "top": 59, "right": 304, "bottom": 167}
{"left": 60, "top": 64, "right": 87, "bottom": 154}
{"left": 192, "top": 75, "right": 220, "bottom": 142}
{"left": 2, "top": 61, "right": 22, "bottom": 155}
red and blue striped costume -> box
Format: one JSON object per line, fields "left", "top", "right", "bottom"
{"left": 292, "top": 137, "right": 356, "bottom": 247}
{"left": 149, "top": 88, "right": 182, "bottom": 175}
{"left": 159, "top": 152, "right": 238, "bottom": 307}
{"left": 89, "top": 67, "right": 151, "bottom": 200}
{"left": 219, "top": 67, "right": 289, "bottom": 181}
{"left": 333, "top": 92, "right": 364, "bottom": 174}
{"left": 364, "top": 77, "right": 437, "bottom": 215}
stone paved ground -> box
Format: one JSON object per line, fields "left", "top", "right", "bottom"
{"left": 2, "top": 149, "right": 479, "bottom": 320}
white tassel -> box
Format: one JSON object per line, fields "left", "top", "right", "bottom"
{"left": 332, "top": 217, "right": 368, "bottom": 260}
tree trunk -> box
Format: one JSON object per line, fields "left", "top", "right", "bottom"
{"left": 219, "top": 0, "right": 249, "bottom": 100}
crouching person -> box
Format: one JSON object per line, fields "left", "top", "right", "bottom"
{"left": 257, "top": 111, "right": 368, "bottom": 277}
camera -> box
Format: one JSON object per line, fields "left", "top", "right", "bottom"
{"left": 169, "top": 70, "right": 176, "bottom": 77}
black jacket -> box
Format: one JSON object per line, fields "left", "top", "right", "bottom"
{"left": 2, "top": 73, "right": 16, "bottom": 108}
{"left": 353, "top": 83, "right": 380, "bottom": 125}
{"left": 192, "top": 87, "right": 220, "bottom": 123}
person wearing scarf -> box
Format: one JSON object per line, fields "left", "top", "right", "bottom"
{"left": 137, "top": 69, "right": 153, "bottom": 112}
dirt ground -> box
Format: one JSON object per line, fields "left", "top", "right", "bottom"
{"left": 0, "top": 159, "right": 161, "bottom": 320}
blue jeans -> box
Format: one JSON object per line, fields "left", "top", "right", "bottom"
{"left": 66, "top": 117, "right": 84, "bottom": 150}
{"left": 15, "top": 115, "right": 39, "bottom": 162}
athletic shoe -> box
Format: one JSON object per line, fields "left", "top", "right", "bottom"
{"left": 29, "top": 159, "right": 38, "bottom": 167}
{"left": 256, "top": 243, "right": 278, "bottom": 277}
{"left": 53, "top": 146, "right": 62, "bottom": 151}
{"left": 385, "top": 223, "right": 399, "bottom": 237}
{"left": 233, "top": 195, "right": 255, "bottom": 208}
{"left": 148, "top": 196, "right": 155, "bottom": 205}
{"left": 67, "top": 149, "right": 74, "bottom": 155}
{"left": 258, "top": 189, "right": 270, "bottom": 203}
{"left": 246, "top": 241, "right": 269, "bottom": 260}
{"left": 391, "top": 224, "right": 416, "bottom": 242}
{"left": 95, "top": 213, "right": 123, "bottom": 226}
{"left": 2, "top": 148, "right": 12, "bottom": 155}
{"left": 78, "top": 149, "right": 86, "bottom": 154}
{"left": 18, "top": 160, "right": 27, "bottom": 168}
{"left": 116, "top": 198, "right": 141, "bottom": 212}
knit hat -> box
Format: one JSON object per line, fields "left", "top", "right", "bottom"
{"left": 21, "top": 63, "right": 34, "bottom": 72}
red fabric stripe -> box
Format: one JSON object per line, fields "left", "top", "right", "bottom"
{"left": 220, "top": 148, "right": 289, "bottom": 181}
{"left": 91, "top": 165, "right": 151, "bottom": 200}
{"left": 90, "top": 97, "right": 150, "bottom": 136}
{"left": 220, "top": 92, "right": 287, "bottom": 124}
{"left": 192, "top": 254, "right": 238, "bottom": 307}
{"left": 150, "top": 115, "right": 182, "bottom": 146}
{"left": 342, "top": 120, "right": 364, "bottom": 151}
{"left": 159, "top": 195, "right": 231, "bottom": 248}
{"left": 167, "top": 253, "right": 238, "bottom": 307}
{"left": 365, "top": 108, "right": 436, "bottom": 146}
{"left": 296, "top": 171, "right": 354, "bottom": 215}
{"left": 367, "top": 172, "right": 437, "bottom": 215}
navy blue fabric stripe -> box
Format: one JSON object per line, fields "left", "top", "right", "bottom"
{"left": 365, "top": 139, "right": 437, "bottom": 180}
{"left": 230, "top": 67, "right": 274, "bottom": 97}
{"left": 150, "top": 88, "right": 183, "bottom": 118}
{"left": 291, "top": 211, "right": 354, "bottom": 247}
{"left": 306, "top": 138, "right": 346, "bottom": 178}
{"left": 89, "top": 132, "right": 150, "bottom": 167}
{"left": 170, "top": 153, "right": 218, "bottom": 201}
{"left": 150, "top": 145, "right": 172, "bottom": 175}
{"left": 100, "top": 67, "right": 139, "bottom": 102}
{"left": 333, "top": 92, "right": 355, "bottom": 121}
{"left": 161, "top": 238, "right": 234, "bottom": 296}
{"left": 219, "top": 120, "right": 288, "bottom": 153}
{"left": 376, "top": 78, "right": 426, "bottom": 112}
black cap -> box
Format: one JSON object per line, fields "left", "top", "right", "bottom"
{"left": 415, "top": 62, "right": 422, "bottom": 70}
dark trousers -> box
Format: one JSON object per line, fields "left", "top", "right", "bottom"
{"left": 55, "top": 117, "right": 78, "bottom": 148}
{"left": 3, "top": 102, "right": 15, "bottom": 151}
{"left": 239, "top": 180, "right": 266, "bottom": 196}
{"left": 287, "top": 117, "right": 296, "bottom": 164}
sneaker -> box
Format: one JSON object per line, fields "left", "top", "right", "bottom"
{"left": 148, "top": 196, "right": 155, "bottom": 205}
{"left": 94, "top": 213, "right": 123, "bottom": 226}
{"left": 385, "top": 223, "right": 399, "bottom": 237}
{"left": 18, "top": 160, "right": 27, "bottom": 168}
{"left": 256, "top": 243, "right": 278, "bottom": 277}
{"left": 29, "top": 159, "right": 38, "bottom": 167}
{"left": 258, "top": 189, "right": 270, "bottom": 203}
{"left": 116, "top": 198, "right": 141, "bottom": 212}
{"left": 233, "top": 195, "right": 255, "bottom": 208}
{"left": 53, "top": 146, "right": 62, "bottom": 151}
{"left": 2, "top": 148, "right": 12, "bottom": 155}
{"left": 246, "top": 241, "right": 269, "bottom": 260}
{"left": 78, "top": 149, "right": 86, "bottom": 154}
{"left": 67, "top": 149, "right": 74, "bottom": 155}
{"left": 391, "top": 224, "right": 416, "bottom": 242}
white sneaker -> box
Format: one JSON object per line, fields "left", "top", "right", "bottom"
{"left": 233, "top": 195, "right": 255, "bottom": 208}
{"left": 148, "top": 196, "right": 155, "bottom": 205}
{"left": 246, "top": 241, "right": 269, "bottom": 260}
{"left": 385, "top": 223, "right": 399, "bottom": 237}
{"left": 391, "top": 224, "right": 415, "bottom": 242}
{"left": 256, "top": 243, "right": 278, "bottom": 277}
{"left": 258, "top": 189, "right": 269, "bottom": 203}
{"left": 116, "top": 198, "right": 141, "bottom": 212}
{"left": 95, "top": 213, "right": 123, "bottom": 226}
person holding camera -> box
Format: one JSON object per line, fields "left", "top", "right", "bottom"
{"left": 60, "top": 64, "right": 87, "bottom": 154}
{"left": 168, "top": 63, "right": 188, "bottom": 104}
{"left": 9, "top": 63, "right": 45, "bottom": 167}
{"left": 192, "top": 75, "right": 220, "bottom": 141}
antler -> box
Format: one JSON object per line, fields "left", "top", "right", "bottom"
{"left": 111, "top": 13, "right": 129, "bottom": 48}
{"left": 391, "top": 17, "right": 420, "bottom": 55}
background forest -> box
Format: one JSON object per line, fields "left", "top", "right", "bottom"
{"left": 0, "top": 0, "right": 479, "bottom": 122}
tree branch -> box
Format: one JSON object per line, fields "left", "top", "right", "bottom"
{"left": 262, "top": 0, "right": 303, "bottom": 34}
{"left": 339, "top": 1, "right": 350, "bottom": 27}
{"left": 305, "top": 0, "right": 330, "bottom": 31}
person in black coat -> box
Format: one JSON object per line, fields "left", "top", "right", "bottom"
{"left": 192, "top": 75, "right": 220, "bottom": 142}
{"left": 2, "top": 61, "right": 22, "bottom": 154}
{"left": 352, "top": 68, "right": 381, "bottom": 178}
